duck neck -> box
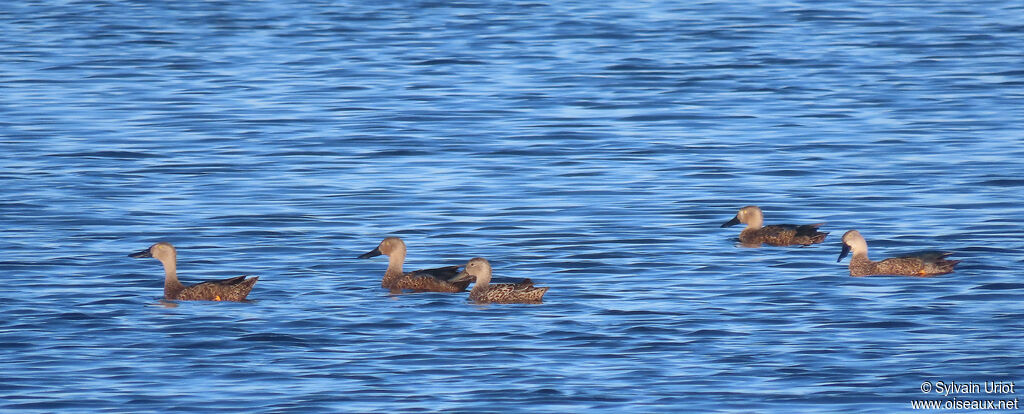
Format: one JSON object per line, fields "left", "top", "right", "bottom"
{"left": 848, "top": 246, "right": 874, "bottom": 273}
{"left": 471, "top": 273, "right": 490, "bottom": 297}
{"left": 382, "top": 251, "right": 406, "bottom": 286}
{"left": 159, "top": 255, "right": 184, "bottom": 297}
{"left": 853, "top": 241, "right": 870, "bottom": 260}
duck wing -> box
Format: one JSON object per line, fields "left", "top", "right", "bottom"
{"left": 761, "top": 223, "right": 828, "bottom": 245}
{"left": 755, "top": 224, "right": 822, "bottom": 246}
{"left": 178, "top": 275, "right": 259, "bottom": 301}
{"left": 408, "top": 265, "right": 461, "bottom": 281}
{"left": 876, "top": 252, "right": 959, "bottom": 277}
{"left": 401, "top": 266, "right": 468, "bottom": 292}
{"left": 481, "top": 283, "right": 549, "bottom": 303}
{"left": 898, "top": 250, "right": 955, "bottom": 262}
{"left": 898, "top": 251, "right": 960, "bottom": 276}
{"left": 794, "top": 223, "right": 825, "bottom": 234}
{"left": 203, "top": 275, "right": 251, "bottom": 286}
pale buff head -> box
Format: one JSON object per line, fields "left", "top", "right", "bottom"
{"left": 452, "top": 257, "right": 492, "bottom": 285}
{"left": 357, "top": 236, "right": 407, "bottom": 259}
{"left": 722, "top": 205, "right": 764, "bottom": 229}
{"left": 838, "top": 230, "right": 868, "bottom": 262}
{"left": 129, "top": 241, "right": 177, "bottom": 265}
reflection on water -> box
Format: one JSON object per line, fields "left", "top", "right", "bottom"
{"left": 1, "top": 0, "right": 1023, "bottom": 412}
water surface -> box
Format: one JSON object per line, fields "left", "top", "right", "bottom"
{"left": 1, "top": 1, "right": 1023, "bottom": 412}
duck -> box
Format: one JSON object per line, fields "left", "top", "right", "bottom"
{"left": 357, "top": 237, "right": 469, "bottom": 293}
{"left": 838, "top": 230, "right": 960, "bottom": 277}
{"left": 721, "top": 205, "right": 828, "bottom": 246}
{"left": 450, "top": 257, "right": 548, "bottom": 304}
{"left": 129, "top": 242, "right": 258, "bottom": 301}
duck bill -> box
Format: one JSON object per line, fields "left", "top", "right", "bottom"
{"left": 721, "top": 215, "right": 741, "bottom": 228}
{"left": 449, "top": 270, "right": 475, "bottom": 283}
{"left": 129, "top": 248, "right": 152, "bottom": 258}
{"left": 837, "top": 244, "right": 851, "bottom": 262}
{"left": 357, "top": 246, "right": 382, "bottom": 259}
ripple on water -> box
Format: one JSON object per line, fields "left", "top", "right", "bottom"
{"left": 2, "top": 0, "right": 1024, "bottom": 412}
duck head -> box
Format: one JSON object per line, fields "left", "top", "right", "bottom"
{"left": 838, "top": 230, "right": 867, "bottom": 262}
{"left": 451, "top": 257, "right": 491, "bottom": 284}
{"left": 129, "top": 242, "right": 176, "bottom": 262}
{"left": 358, "top": 237, "right": 406, "bottom": 259}
{"left": 721, "top": 205, "right": 763, "bottom": 228}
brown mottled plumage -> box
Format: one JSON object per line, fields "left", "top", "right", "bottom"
{"left": 721, "top": 205, "right": 828, "bottom": 246}
{"left": 357, "top": 237, "right": 469, "bottom": 293}
{"left": 838, "top": 230, "right": 960, "bottom": 277}
{"left": 129, "top": 242, "right": 258, "bottom": 301}
{"left": 450, "top": 258, "right": 548, "bottom": 304}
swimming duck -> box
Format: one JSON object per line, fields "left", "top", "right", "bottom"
{"left": 357, "top": 237, "right": 469, "bottom": 293}
{"left": 129, "top": 242, "right": 258, "bottom": 301}
{"left": 838, "top": 230, "right": 960, "bottom": 277}
{"left": 450, "top": 257, "right": 548, "bottom": 304}
{"left": 721, "top": 205, "right": 828, "bottom": 246}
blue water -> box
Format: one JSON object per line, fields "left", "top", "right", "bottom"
{"left": 2, "top": 1, "right": 1023, "bottom": 412}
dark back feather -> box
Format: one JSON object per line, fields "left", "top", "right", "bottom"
{"left": 852, "top": 252, "right": 960, "bottom": 277}
{"left": 391, "top": 266, "right": 468, "bottom": 292}
{"left": 170, "top": 276, "right": 258, "bottom": 301}
{"left": 471, "top": 281, "right": 548, "bottom": 304}
{"left": 744, "top": 224, "right": 828, "bottom": 246}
